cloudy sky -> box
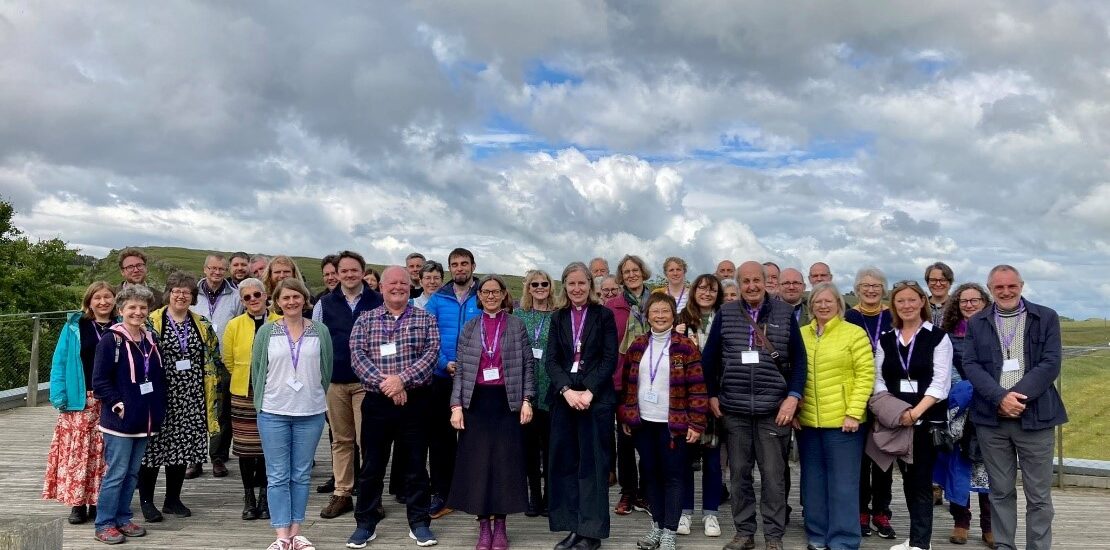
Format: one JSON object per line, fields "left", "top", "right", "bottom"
{"left": 2, "top": 1, "right": 1109, "bottom": 318}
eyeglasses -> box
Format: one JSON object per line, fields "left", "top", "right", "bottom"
{"left": 479, "top": 289, "right": 503, "bottom": 298}
{"left": 695, "top": 285, "right": 717, "bottom": 293}
{"left": 858, "top": 283, "right": 884, "bottom": 291}
{"left": 169, "top": 289, "right": 192, "bottom": 297}
{"left": 530, "top": 281, "right": 550, "bottom": 288}
{"left": 122, "top": 263, "right": 146, "bottom": 271}
{"left": 205, "top": 266, "right": 227, "bottom": 272}
{"left": 601, "top": 288, "right": 620, "bottom": 295}
{"left": 241, "top": 291, "right": 263, "bottom": 301}
{"left": 958, "top": 298, "right": 983, "bottom": 306}
{"left": 780, "top": 281, "right": 804, "bottom": 286}
{"left": 926, "top": 278, "right": 950, "bottom": 285}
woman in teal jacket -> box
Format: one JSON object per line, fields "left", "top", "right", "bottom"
{"left": 42, "top": 281, "right": 116, "bottom": 525}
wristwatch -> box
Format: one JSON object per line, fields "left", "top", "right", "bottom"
{"left": 559, "top": 385, "right": 571, "bottom": 395}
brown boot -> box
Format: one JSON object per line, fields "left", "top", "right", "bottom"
{"left": 320, "top": 495, "right": 353, "bottom": 518}
{"left": 982, "top": 531, "right": 996, "bottom": 549}
{"left": 950, "top": 527, "right": 969, "bottom": 544}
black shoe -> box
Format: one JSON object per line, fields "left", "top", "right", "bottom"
{"left": 68, "top": 505, "right": 88, "bottom": 525}
{"left": 570, "top": 536, "right": 601, "bottom": 550}
{"left": 555, "top": 532, "right": 581, "bottom": 550}
{"left": 258, "top": 488, "right": 270, "bottom": 520}
{"left": 87, "top": 505, "right": 96, "bottom": 520}
{"left": 162, "top": 500, "right": 192, "bottom": 518}
{"left": 140, "top": 500, "right": 163, "bottom": 523}
{"left": 316, "top": 476, "right": 335, "bottom": 494}
{"left": 212, "top": 460, "right": 229, "bottom": 478}
{"left": 375, "top": 504, "right": 386, "bottom": 519}
{"left": 242, "top": 488, "right": 260, "bottom": 520}
{"left": 721, "top": 483, "right": 730, "bottom": 502}
{"left": 184, "top": 463, "right": 202, "bottom": 479}
{"left": 526, "top": 495, "right": 540, "bottom": 517}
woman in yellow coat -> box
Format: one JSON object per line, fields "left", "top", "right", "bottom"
{"left": 221, "top": 277, "right": 282, "bottom": 521}
{"left": 797, "top": 282, "right": 875, "bottom": 550}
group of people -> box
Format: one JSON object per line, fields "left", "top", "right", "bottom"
{"left": 41, "top": 246, "right": 1065, "bottom": 550}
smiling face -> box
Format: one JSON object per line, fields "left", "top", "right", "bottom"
{"left": 240, "top": 286, "right": 268, "bottom": 316}
{"left": 270, "top": 261, "right": 294, "bottom": 282}
{"left": 808, "top": 262, "right": 832, "bottom": 285}
{"left": 892, "top": 286, "right": 926, "bottom": 326}
{"left": 564, "top": 269, "right": 591, "bottom": 307}
{"left": 988, "top": 269, "right": 1024, "bottom": 311}
{"left": 420, "top": 269, "right": 443, "bottom": 296}
{"left": 120, "top": 299, "right": 149, "bottom": 330}
{"left": 204, "top": 257, "right": 227, "bottom": 289}
{"left": 321, "top": 263, "right": 339, "bottom": 291}
{"left": 276, "top": 287, "right": 306, "bottom": 317}
{"left": 693, "top": 279, "right": 719, "bottom": 311}
{"left": 779, "top": 269, "right": 805, "bottom": 304}
{"left": 926, "top": 268, "right": 951, "bottom": 300}
{"left": 168, "top": 286, "right": 193, "bottom": 314}
{"left": 380, "top": 267, "right": 411, "bottom": 310}
{"left": 665, "top": 260, "right": 686, "bottom": 286}
{"left": 230, "top": 256, "right": 250, "bottom": 282}
{"left": 589, "top": 259, "right": 609, "bottom": 278}
{"left": 528, "top": 274, "right": 552, "bottom": 303}
{"left": 337, "top": 257, "right": 364, "bottom": 293}
{"left": 810, "top": 288, "right": 840, "bottom": 325}
{"left": 737, "top": 261, "right": 765, "bottom": 306}
{"left": 363, "top": 272, "right": 379, "bottom": 290}
{"left": 715, "top": 260, "right": 735, "bottom": 280}
{"left": 90, "top": 288, "right": 116, "bottom": 320}
{"left": 407, "top": 257, "right": 425, "bottom": 284}
{"left": 479, "top": 279, "right": 505, "bottom": 313}
{"left": 620, "top": 260, "right": 644, "bottom": 293}
{"left": 856, "top": 275, "right": 884, "bottom": 306}
{"left": 120, "top": 255, "right": 148, "bottom": 284}
{"left": 599, "top": 277, "right": 620, "bottom": 301}
{"left": 250, "top": 259, "right": 268, "bottom": 278}
{"left": 647, "top": 300, "right": 675, "bottom": 332}
{"left": 958, "top": 287, "right": 986, "bottom": 320}
{"left": 764, "top": 264, "right": 780, "bottom": 295}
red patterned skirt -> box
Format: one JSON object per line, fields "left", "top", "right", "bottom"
{"left": 42, "top": 396, "right": 105, "bottom": 506}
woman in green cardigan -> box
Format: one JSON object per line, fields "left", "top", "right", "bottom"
{"left": 251, "top": 278, "right": 333, "bottom": 550}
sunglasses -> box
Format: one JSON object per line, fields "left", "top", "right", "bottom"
{"left": 530, "top": 281, "right": 550, "bottom": 288}
{"left": 241, "top": 291, "right": 264, "bottom": 300}
{"left": 892, "top": 280, "right": 922, "bottom": 289}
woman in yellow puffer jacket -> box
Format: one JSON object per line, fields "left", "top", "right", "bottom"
{"left": 797, "top": 282, "right": 875, "bottom": 550}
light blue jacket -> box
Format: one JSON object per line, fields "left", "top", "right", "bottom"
{"left": 49, "top": 312, "right": 87, "bottom": 411}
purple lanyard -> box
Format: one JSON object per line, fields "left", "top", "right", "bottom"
{"left": 532, "top": 314, "right": 547, "bottom": 343}
{"left": 207, "top": 287, "right": 221, "bottom": 319}
{"left": 571, "top": 307, "right": 588, "bottom": 355}
{"left": 993, "top": 303, "right": 1025, "bottom": 359}
{"left": 137, "top": 337, "right": 153, "bottom": 380}
{"left": 863, "top": 312, "right": 882, "bottom": 351}
{"left": 897, "top": 329, "right": 918, "bottom": 379}
{"left": 480, "top": 312, "right": 505, "bottom": 358}
{"left": 166, "top": 314, "right": 190, "bottom": 354}
{"left": 382, "top": 306, "right": 411, "bottom": 342}
{"left": 747, "top": 306, "right": 760, "bottom": 349}
{"left": 283, "top": 321, "right": 305, "bottom": 371}
{"left": 647, "top": 335, "right": 670, "bottom": 385}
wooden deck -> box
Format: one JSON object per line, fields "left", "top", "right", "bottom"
{"left": 3, "top": 405, "right": 1107, "bottom": 550}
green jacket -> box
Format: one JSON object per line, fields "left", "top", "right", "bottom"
{"left": 250, "top": 320, "right": 333, "bottom": 412}
{"left": 798, "top": 316, "right": 875, "bottom": 428}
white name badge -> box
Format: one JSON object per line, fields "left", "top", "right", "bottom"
{"left": 532, "top": 348, "right": 544, "bottom": 359}
{"left": 571, "top": 361, "right": 580, "bottom": 373}
{"left": 741, "top": 350, "right": 760, "bottom": 364}
{"left": 900, "top": 379, "right": 919, "bottom": 394}
{"left": 483, "top": 368, "right": 501, "bottom": 382}
{"left": 139, "top": 381, "right": 154, "bottom": 395}
{"left": 287, "top": 377, "right": 303, "bottom": 391}
{"left": 1002, "top": 359, "right": 1020, "bottom": 372}
{"left": 645, "top": 390, "right": 660, "bottom": 404}
{"left": 175, "top": 359, "right": 192, "bottom": 371}
{"left": 380, "top": 342, "right": 398, "bottom": 357}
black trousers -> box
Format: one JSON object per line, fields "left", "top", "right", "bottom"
{"left": 138, "top": 464, "right": 186, "bottom": 504}
{"left": 524, "top": 408, "right": 551, "bottom": 501}
{"left": 860, "top": 421, "right": 893, "bottom": 516}
{"left": 354, "top": 387, "right": 433, "bottom": 531}
{"left": 634, "top": 421, "right": 687, "bottom": 531}
{"left": 209, "top": 374, "right": 232, "bottom": 463}
{"left": 428, "top": 376, "right": 457, "bottom": 498}
{"left": 898, "top": 425, "right": 940, "bottom": 548}
{"left": 548, "top": 400, "right": 614, "bottom": 540}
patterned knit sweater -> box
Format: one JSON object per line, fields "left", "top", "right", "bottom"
{"left": 618, "top": 331, "right": 708, "bottom": 437}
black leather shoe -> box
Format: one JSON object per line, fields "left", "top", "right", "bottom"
{"left": 570, "top": 536, "right": 601, "bottom": 550}
{"left": 140, "top": 501, "right": 163, "bottom": 523}
{"left": 184, "top": 463, "right": 202, "bottom": 479}
{"left": 316, "top": 476, "right": 335, "bottom": 494}
{"left": 258, "top": 488, "right": 270, "bottom": 520}
{"left": 525, "top": 496, "right": 540, "bottom": 517}
{"left": 242, "top": 488, "right": 259, "bottom": 520}
{"left": 555, "top": 532, "right": 580, "bottom": 550}
{"left": 68, "top": 505, "right": 88, "bottom": 524}
{"left": 212, "top": 460, "right": 229, "bottom": 478}
{"left": 162, "top": 500, "right": 192, "bottom": 518}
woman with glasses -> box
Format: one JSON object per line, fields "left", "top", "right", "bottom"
{"left": 449, "top": 274, "right": 536, "bottom": 550}
{"left": 139, "top": 272, "right": 223, "bottom": 522}
{"left": 923, "top": 262, "right": 954, "bottom": 327}
{"left": 548, "top": 262, "right": 618, "bottom": 550}
{"left": 874, "top": 280, "right": 952, "bottom": 550}
{"left": 222, "top": 278, "right": 282, "bottom": 521}
{"left": 598, "top": 275, "right": 621, "bottom": 303}
{"left": 605, "top": 255, "right": 653, "bottom": 515}
{"left": 653, "top": 257, "right": 690, "bottom": 311}
{"left": 936, "top": 283, "right": 994, "bottom": 547}
{"left": 673, "top": 274, "right": 724, "bottom": 537}
{"left": 844, "top": 267, "right": 897, "bottom": 540}
{"left": 412, "top": 262, "right": 444, "bottom": 310}
{"left": 515, "top": 269, "right": 558, "bottom": 518}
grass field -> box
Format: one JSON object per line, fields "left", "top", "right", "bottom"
{"left": 1060, "top": 349, "right": 1110, "bottom": 461}
{"left": 1061, "top": 319, "right": 1110, "bottom": 346}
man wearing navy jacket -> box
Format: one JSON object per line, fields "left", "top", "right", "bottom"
{"left": 314, "top": 250, "right": 383, "bottom": 519}
{"left": 963, "top": 265, "right": 1067, "bottom": 550}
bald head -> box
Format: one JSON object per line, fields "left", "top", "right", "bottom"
{"left": 715, "top": 260, "right": 736, "bottom": 280}
{"left": 779, "top": 268, "right": 805, "bottom": 305}
{"left": 808, "top": 262, "right": 832, "bottom": 286}
{"left": 737, "top": 261, "right": 766, "bottom": 306}
{"left": 380, "top": 265, "right": 412, "bottom": 311}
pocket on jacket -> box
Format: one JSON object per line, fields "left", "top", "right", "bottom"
{"left": 1035, "top": 386, "right": 1061, "bottom": 422}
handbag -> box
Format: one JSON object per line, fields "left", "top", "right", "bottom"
{"left": 698, "top": 416, "right": 720, "bottom": 449}
{"left": 929, "top": 421, "right": 956, "bottom": 453}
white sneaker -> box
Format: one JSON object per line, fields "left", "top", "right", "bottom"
{"left": 676, "top": 513, "right": 691, "bottom": 535}
{"left": 889, "top": 541, "right": 930, "bottom": 550}
{"left": 703, "top": 515, "right": 721, "bottom": 537}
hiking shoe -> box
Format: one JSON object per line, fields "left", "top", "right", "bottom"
{"left": 860, "top": 512, "right": 872, "bottom": 537}
{"left": 93, "top": 527, "right": 124, "bottom": 545}
{"left": 346, "top": 527, "right": 376, "bottom": 549}
{"left": 723, "top": 534, "right": 755, "bottom": 550}
{"left": 185, "top": 463, "right": 202, "bottom": 479}
{"left": 321, "top": 495, "right": 353, "bottom": 519}
{"left": 633, "top": 496, "right": 650, "bottom": 513}
{"left": 637, "top": 523, "right": 662, "bottom": 550}
{"left": 614, "top": 494, "right": 634, "bottom": 515}
{"left": 704, "top": 515, "right": 721, "bottom": 537}
{"left": 872, "top": 513, "right": 896, "bottom": 539}
{"left": 766, "top": 540, "right": 783, "bottom": 550}
{"left": 428, "top": 493, "right": 453, "bottom": 519}
{"left": 118, "top": 522, "right": 146, "bottom": 537}
{"left": 950, "top": 527, "right": 969, "bottom": 544}
{"left": 677, "top": 514, "right": 691, "bottom": 535}
{"left": 317, "top": 477, "right": 335, "bottom": 493}
{"left": 659, "top": 530, "right": 677, "bottom": 550}
{"left": 409, "top": 525, "right": 438, "bottom": 547}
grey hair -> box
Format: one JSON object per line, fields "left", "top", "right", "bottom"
{"left": 720, "top": 278, "right": 739, "bottom": 291}
{"left": 808, "top": 282, "right": 846, "bottom": 318}
{"left": 116, "top": 284, "right": 154, "bottom": 309}
{"left": 854, "top": 266, "right": 887, "bottom": 291}
{"left": 237, "top": 277, "right": 264, "bottom": 294}
{"left": 987, "top": 264, "right": 1023, "bottom": 285}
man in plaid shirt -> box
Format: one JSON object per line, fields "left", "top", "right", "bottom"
{"left": 346, "top": 266, "right": 441, "bottom": 548}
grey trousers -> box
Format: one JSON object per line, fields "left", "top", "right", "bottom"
{"left": 724, "top": 413, "right": 791, "bottom": 541}
{"left": 977, "top": 420, "right": 1056, "bottom": 550}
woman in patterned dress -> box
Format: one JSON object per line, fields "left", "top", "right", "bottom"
{"left": 43, "top": 281, "right": 116, "bottom": 524}
{"left": 514, "top": 268, "right": 557, "bottom": 518}
{"left": 138, "top": 271, "right": 222, "bottom": 522}
{"left": 222, "top": 277, "right": 282, "bottom": 520}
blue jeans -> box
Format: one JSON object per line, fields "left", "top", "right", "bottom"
{"left": 258, "top": 411, "right": 325, "bottom": 529}
{"left": 682, "top": 442, "right": 722, "bottom": 515}
{"left": 95, "top": 434, "right": 148, "bottom": 531}
{"left": 799, "top": 427, "right": 864, "bottom": 550}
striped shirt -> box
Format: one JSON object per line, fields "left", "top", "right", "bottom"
{"left": 349, "top": 304, "right": 440, "bottom": 393}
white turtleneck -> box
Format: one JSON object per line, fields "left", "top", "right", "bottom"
{"left": 638, "top": 329, "right": 672, "bottom": 423}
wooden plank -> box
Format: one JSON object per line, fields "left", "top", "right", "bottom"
{"left": 2, "top": 406, "right": 1108, "bottom": 549}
